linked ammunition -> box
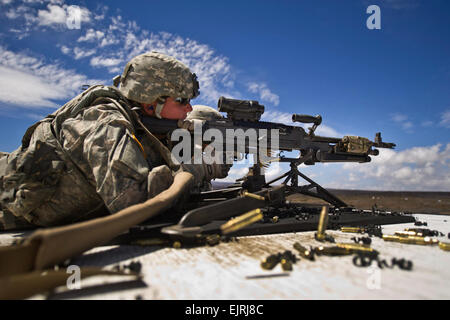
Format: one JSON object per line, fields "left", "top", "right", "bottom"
{"left": 293, "top": 242, "right": 315, "bottom": 261}
{"left": 382, "top": 235, "right": 438, "bottom": 245}
{"left": 315, "top": 206, "right": 329, "bottom": 241}
{"left": 220, "top": 208, "right": 263, "bottom": 235}
{"left": 439, "top": 242, "right": 450, "bottom": 251}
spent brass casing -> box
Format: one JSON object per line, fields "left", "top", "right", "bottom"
{"left": 395, "top": 231, "right": 423, "bottom": 237}
{"left": 336, "top": 243, "right": 374, "bottom": 253}
{"left": 315, "top": 246, "right": 352, "bottom": 256}
{"left": 315, "top": 206, "right": 329, "bottom": 241}
{"left": 439, "top": 242, "right": 450, "bottom": 251}
{"left": 243, "top": 192, "right": 265, "bottom": 201}
{"left": 261, "top": 254, "right": 280, "bottom": 270}
{"left": 383, "top": 234, "right": 438, "bottom": 245}
{"left": 280, "top": 258, "right": 293, "bottom": 271}
{"left": 173, "top": 241, "right": 182, "bottom": 249}
{"left": 340, "top": 227, "right": 364, "bottom": 233}
{"left": 220, "top": 208, "right": 263, "bottom": 235}
{"left": 293, "top": 242, "right": 315, "bottom": 261}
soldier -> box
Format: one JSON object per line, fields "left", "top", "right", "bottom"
{"left": 0, "top": 52, "right": 230, "bottom": 231}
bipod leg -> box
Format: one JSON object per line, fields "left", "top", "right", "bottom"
{"left": 289, "top": 166, "right": 348, "bottom": 208}
{"left": 265, "top": 171, "right": 290, "bottom": 186}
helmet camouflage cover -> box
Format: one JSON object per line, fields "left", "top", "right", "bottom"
{"left": 119, "top": 51, "right": 200, "bottom": 104}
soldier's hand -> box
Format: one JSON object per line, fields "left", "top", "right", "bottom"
{"left": 180, "top": 162, "right": 231, "bottom": 185}
{"left": 203, "top": 162, "right": 231, "bottom": 180}
{"left": 177, "top": 119, "right": 205, "bottom": 132}
{"left": 147, "top": 165, "right": 174, "bottom": 198}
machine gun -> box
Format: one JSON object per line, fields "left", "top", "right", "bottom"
{"left": 140, "top": 96, "right": 395, "bottom": 207}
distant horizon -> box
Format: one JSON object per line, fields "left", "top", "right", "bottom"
{"left": 211, "top": 180, "right": 450, "bottom": 193}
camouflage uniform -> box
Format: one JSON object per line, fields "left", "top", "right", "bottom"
{"left": 0, "top": 52, "right": 226, "bottom": 231}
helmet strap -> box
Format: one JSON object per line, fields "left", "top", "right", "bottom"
{"left": 155, "top": 99, "right": 165, "bottom": 119}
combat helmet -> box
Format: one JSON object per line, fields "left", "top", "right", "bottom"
{"left": 118, "top": 51, "right": 200, "bottom": 107}
{"left": 186, "top": 105, "right": 223, "bottom": 121}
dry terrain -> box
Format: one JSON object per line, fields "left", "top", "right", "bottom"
{"left": 287, "top": 190, "right": 450, "bottom": 214}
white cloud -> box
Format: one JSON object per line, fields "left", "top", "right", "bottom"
{"left": 264, "top": 163, "right": 283, "bottom": 181}
{"left": 391, "top": 112, "right": 414, "bottom": 133}
{"left": 440, "top": 109, "right": 450, "bottom": 128}
{"left": 0, "top": 65, "right": 62, "bottom": 108}
{"left": 315, "top": 124, "right": 341, "bottom": 137}
{"left": 37, "top": 3, "right": 91, "bottom": 27}
{"left": 391, "top": 113, "right": 407, "bottom": 122}
{"left": 221, "top": 166, "right": 249, "bottom": 182}
{"left": 77, "top": 28, "right": 105, "bottom": 42}
{"left": 262, "top": 110, "right": 294, "bottom": 124}
{"left": 37, "top": 4, "right": 67, "bottom": 25}
{"left": 401, "top": 121, "right": 413, "bottom": 130}
{"left": 90, "top": 56, "right": 123, "bottom": 68}
{"left": 3, "top": 1, "right": 92, "bottom": 35}
{"left": 0, "top": 46, "right": 104, "bottom": 108}
{"left": 60, "top": 45, "right": 70, "bottom": 55}
{"left": 262, "top": 109, "right": 341, "bottom": 137}
{"left": 2, "top": 4, "right": 38, "bottom": 34}
{"left": 93, "top": 4, "right": 108, "bottom": 21}
{"left": 337, "top": 143, "right": 450, "bottom": 191}
{"left": 73, "top": 47, "right": 96, "bottom": 60}
{"left": 60, "top": 45, "right": 96, "bottom": 60}
{"left": 247, "top": 82, "right": 280, "bottom": 106}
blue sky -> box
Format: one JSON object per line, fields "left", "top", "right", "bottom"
{"left": 0, "top": 0, "right": 449, "bottom": 191}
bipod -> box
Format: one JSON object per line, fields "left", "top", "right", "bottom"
{"left": 265, "top": 161, "right": 348, "bottom": 208}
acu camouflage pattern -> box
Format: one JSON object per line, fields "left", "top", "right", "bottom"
{"left": 119, "top": 51, "right": 199, "bottom": 104}
{"left": 0, "top": 85, "right": 176, "bottom": 230}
